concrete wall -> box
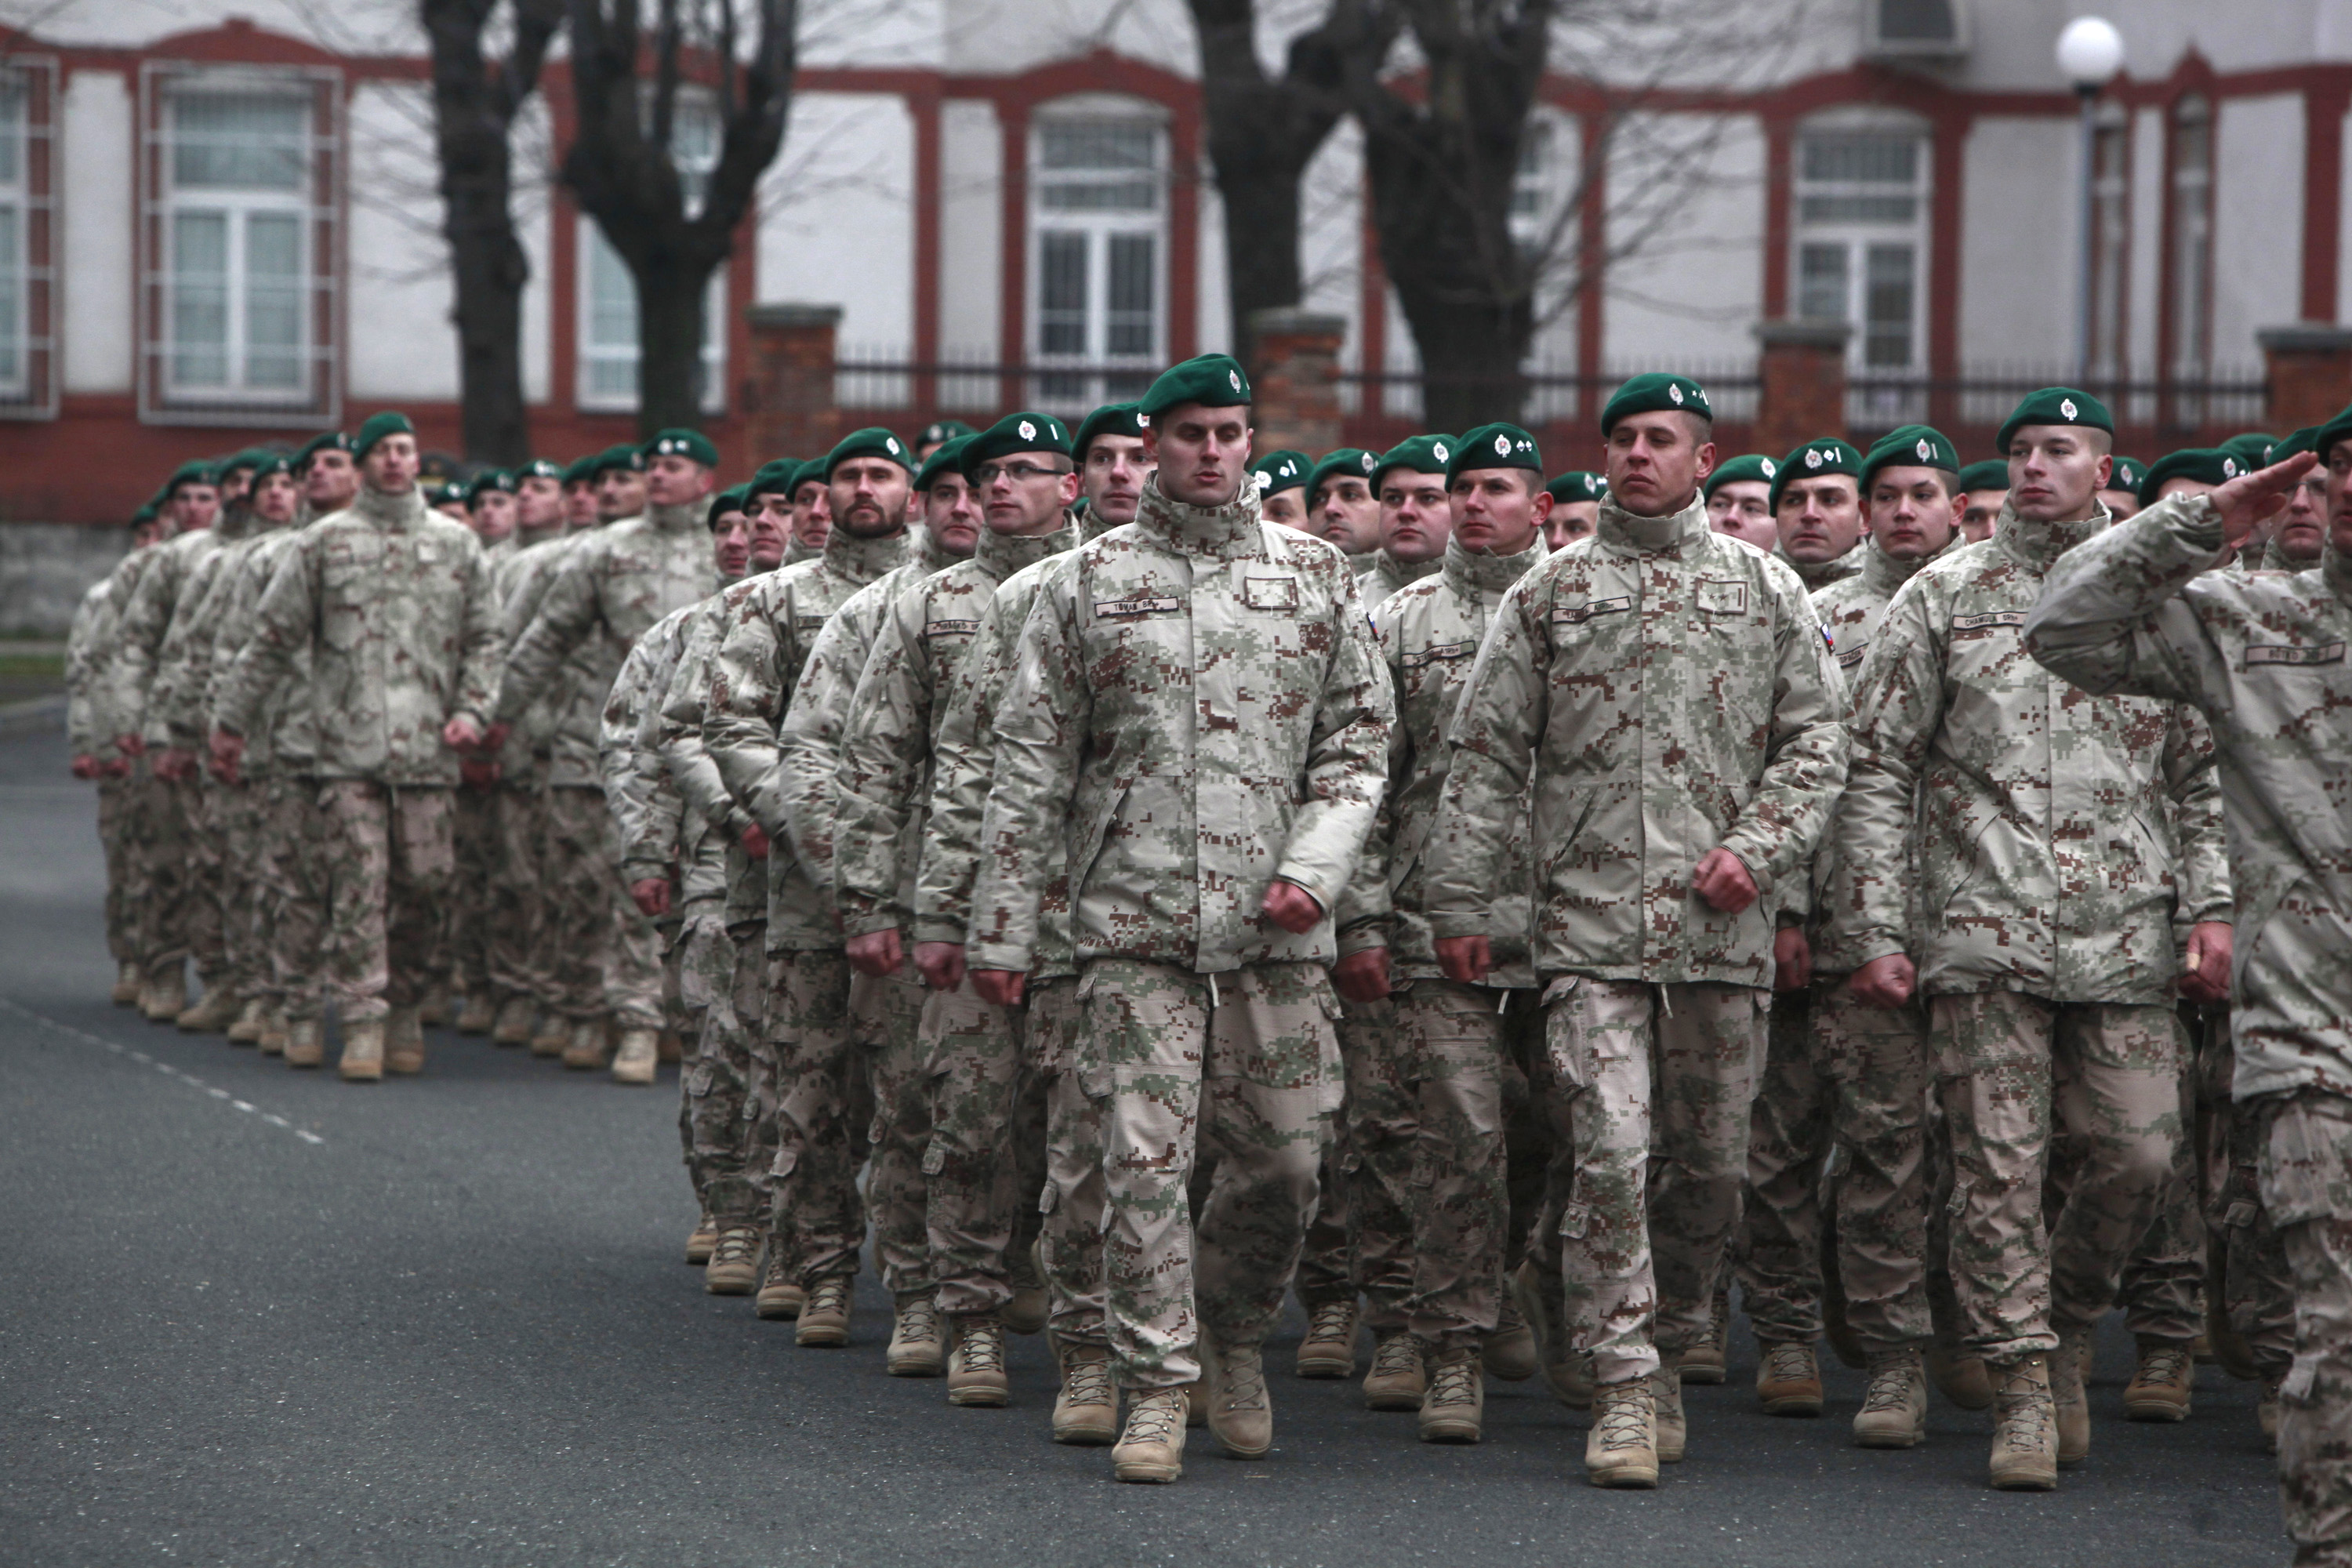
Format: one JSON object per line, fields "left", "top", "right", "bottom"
{"left": 1600, "top": 112, "right": 1767, "bottom": 369}
{"left": 347, "top": 82, "right": 462, "bottom": 402}
{"left": 60, "top": 70, "right": 133, "bottom": 397}
{"left": 0, "top": 526, "right": 129, "bottom": 638}
{"left": 1960, "top": 116, "right": 2079, "bottom": 368}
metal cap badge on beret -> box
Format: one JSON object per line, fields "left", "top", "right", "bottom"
{"left": 2105, "top": 456, "right": 2148, "bottom": 492}
{"left": 962, "top": 411, "right": 1073, "bottom": 479}
{"left": 248, "top": 452, "right": 295, "bottom": 481}
{"left": 1955, "top": 459, "right": 2010, "bottom": 494}
{"left": 1308, "top": 448, "right": 1378, "bottom": 500}
{"left": 1995, "top": 386, "right": 2113, "bottom": 453}
{"left": 1769, "top": 437, "right": 1864, "bottom": 512}
{"left": 1858, "top": 424, "right": 1959, "bottom": 492}
{"left": 1599, "top": 372, "right": 1711, "bottom": 434}
{"left": 560, "top": 455, "right": 601, "bottom": 485}
{"left": 823, "top": 426, "right": 913, "bottom": 481}
{"left": 464, "top": 468, "right": 517, "bottom": 504}
{"left": 2136, "top": 447, "right": 2240, "bottom": 507}
{"left": 1250, "top": 450, "right": 1311, "bottom": 495}
{"left": 1136, "top": 354, "right": 1251, "bottom": 420}
{"left": 1073, "top": 401, "right": 1146, "bottom": 463}
{"left": 916, "top": 434, "right": 976, "bottom": 493}
{"left": 592, "top": 441, "right": 647, "bottom": 477}
{"left": 1546, "top": 470, "right": 1606, "bottom": 504}
{"left": 745, "top": 457, "right": 801, "bottom": 501}
{"left": 162, "top": 458, "right": 219, "bottom": 497}
{"left": 2220, "top": 432, "right": 2278, "bottom": 474}
{"left": 1371, "top": 434, "right": 1456, "bottom": 494}
{"left": 919, "top": 419, "right": 978, "bottom": 449}
{"left": 514, "top": 458, "right": 564, "bottom": 482}
{"left": 294, "top": 430, "right": 354, "bottom": 470}
{"left": 354, "top": 411, "right": 416, "bottom": 460}
{"left": 219, "top": 447, "right": 274, "bottom": 479}
{"left": 642, "top": 427, "right": 720, "bottom": 468}
{"left": 706, "top": 483, "right": 751, "bottom": 528}
{"left": 1448, "top": 422, "right": 1543, "bottom": 483}
{"left": 1702, "top": 453, "right": 1777, "bottom": 501}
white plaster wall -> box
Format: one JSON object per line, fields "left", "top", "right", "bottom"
{"left": 344, "top": 80, "right": 459, "bottom": 401}
{"left": 514, "top": 100, "right": 554, "bottom": 405}
{"left": 2129, "top": 106, "right": 2165, "bottom": 376}
{"left": 2213, "top": 93, "right": 2303, "bottom": 365}
{"left": 1958, "top": 116, "right": 2078, "bottom": 369}
{"left": 1298, "top": 118, "right": 1363, "bottom": 358}
{"left": 941, "top": 0, "right": 1193, "bottom": 78}
{"left": 1598, "top": 112, "right": 1766, "bottom": 371}
{"left": 938, "top": 98, "right": 1002, "bottom": 366}
{"left": 1197, "top": 164, "right": 1229, "bottom": 354}
{"left": 755, "top": 93, "right": 913, "bottom": 355}
{"left": 60, "top": 69, "right": 132, "bottom": 395}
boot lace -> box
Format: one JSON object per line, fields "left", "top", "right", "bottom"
{"left": 895, "top": 1298, "right": 942, "bottom": 1346}
{"left": 1426, "top": 1352, "right": 1479, "bottom": 1410}
{"left": 1861, "top": 1356, "right": 1921, "bottom": 1414}
{"left": 1122, "top": 1390, "right": 1185, "bottom": 1447}
{"left": 1370, "top": 1333, "right": 1425, "bottom": 1382}
{"left": 1593, "top": 1381, "right": 1652, "bottom": 1452}
{"left": 954, "top": 1316, "right": 1005, "bottom": 1374}
{"left": 2136, "top": 1343, "right": 2192, "bottom": 1389}
{"left": 1494, "top": 1296, "right": 1526, "bottom": 1334}
{"left": 807, "top": 1278, "right": 855, "bottom": 1317}
{"left": 1305, "top": 1301, "right": 1357, "bottom": 1346}
{"left": 1062, "top": 1348, "right": 1116, "bottom": 1407}
{"left": 1215, "top": 1346, "right": 1269, "bottom": 1412}
{"left": 1762, "top": 1342, "right": 1817, "bottom": 1385}
{"left": 1994, "top": 1366, "right": 2056, "bottom": 1450}
{"left": 711, "top": 1227, "right": 760, "bottom": 1267}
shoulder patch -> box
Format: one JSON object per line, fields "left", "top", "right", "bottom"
{"left": 924, "top": 618, "right": 981, "bottom": 638}
{"left": 1694, "top": 579, "right": 1748, "bottom": 617}
{"left": 1951, "top": 610, "right": 2027, "bottom": 633}
{"left": 2245, "top": 641, "right": 2347, "bottom": 668}
{"left": 1399, "top": 639, "right": 1477, "bottom": 670}
{"left": 1095, "top": 594, "right": 1181, "bottom": 619}
{"left": 1552, "top": 595, "right": 1633, "bottom": 626}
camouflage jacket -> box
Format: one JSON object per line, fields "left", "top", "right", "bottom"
{"left": 491, "top": 529, "right": 577, "bottom": 785}
{"left": 706, "top": 525, "right": 915, "bottom": 951}
{"left": 77, "top": 540, "right": 172, "bottom": 760}
{"left": 1348, "top": 532, "right": 1548, "bottom": 987}
{"left": 1819, "top": 500, "right": 2230, "bottom": 999}
{"left": 1422, "top": 493, "right": 1849, "bottom": 989}
{"left": 916, "top": 514, "right": 1116, "bottom": 966}
{"left": 2025, "top": 499, "right": 2352, "bottom": 1098}
{"left": 658, "top": 575, "right": 778, "bottom": 930}
{"left": 143, "top": 510, "right": 255, "bottom": 750}
{"left": 500, "top": 503, "right": 715, "bottom": 788}
{"left": 203, "top": 524, "right": 316, "bottom": 779}
{"left": 1359, "top": 550, "right": 1439, "bottom": 615}
{"left": 968, "top": 477, "right": 1392, "bottom": 975}
{"left": 1779, "top": 543, "right": 1862, "bottom": 594}
{"left": 834, "top": 521, "right": 1074, "bottom": 939}
{"left": 216, "top": 485, "right": 502, "bottom": 787}
{"left": 602, "top": 600, "right": 698, "bottom": 891}
{"left": 64, "top": 576, "right": 118, "bottom": 757}
{"left": 106, "top": 526, "right": 221, "bottom": 740}
{"left": 1814, "top": 539, "right": 1936, "bottom": 678}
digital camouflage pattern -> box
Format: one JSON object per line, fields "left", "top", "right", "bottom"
{"left": 205, "top": 528, "right": 318, "bottom": 779}
{"left": 602, "top": 602, "right": 699, "bottom": 889}
{"left": 1822, "top": 501, "right": 2229, "bottom": 996}
{"left": 761, "top": 949, "right": 869, "bottom": 1287}
{"left": 1357, "top": 549, "right": 1439, "bottom": 615}
{"left": 1778, "top": 543, "right": 1862, "bottom": 594}
{"left": 255, "top": 774, "right": 326, "bottom": 1022}
{"left": 677, "top": 916, "right": 768, "bottom": 1225}
{"left": 2259, "top": 1092, "right": 2352, "bottom": 1566}
{"left": 1030, "top": 976, "right": 1107, "bottom": 1342}
{"left": 1422, "top": 493, "right": 1849, "bottom": 989}
{"left": 103, "top": 525, "right": 222, "bottom": 742}
{"left": 1812, "top": 539, "right": 1939, "bottom": 680}
{"left": 1337, "top": 996, "right": 1414, "bottom": 1334}
{"left": 656, "top": 576, "right": 774, "bottom": 931}
{"left": 312, "top": 779, "right": 456, "bottom": 1020}
{"left": 492, "top": 532, "right": 581, "bottom": 789}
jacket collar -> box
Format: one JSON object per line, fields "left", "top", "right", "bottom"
{"left": 1135, "top": 472, "right": 1265, "bottom": 561}
{"left": 354, "top": 485, "right": 429, "bottom": 529}
{"left": 2325, "top": 539, "right": 2352, "bottom": 606}
{"left": 1995, "top": 501, "right": 2109, "bottom": 573}
{"left": 1860, "top": 535, "right": 1936, "bottom": 596}
{"left": 648, "top": 500, "right": 700, "bottom": 535}
{"left": 1779, "top": 544, "right": 1860, "bottom": 590}
{"left": 1596, "top": 492, "right": 1709, "bottom": 555}
{"left": 1442, "top": 532, "right": 1547, "bottom": 599}
{"left": 822, "top": 520, "right": 912, "bottom": 586}
{"left": 1374, "top": 549, "right": 1441, "bottom": 587}
{"left": 977, "top": 520, "right": 1072, "bottom": 580}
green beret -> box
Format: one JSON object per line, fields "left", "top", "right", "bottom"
{"left": 2106, "top": 456, "right": 2148, "bottom": 493}
{"left": 1370, "top": 434, "right": 1457, "bottom": 494}
{"left": 1702, "top": 453, "right": 1778, "bottom": 501}
{"left": 354, "top": 411, "right": 416, "bottom": 460}
{"left": 248, "top": 453, "right": 294, "bottom": 482}
{"left": 1136, "top": 354, "right": 1250, "bottom": 419}
{"left": 464, "top": 469, "right": 516, "bottom": 505}
{"left": 1250, "top": 450, "right": 1312, "bottom": 497}
{"left": 592, "top": 442, "right": 646, "bottom": 477}
{"left": 746, "top": 458, "right": 801, "bottom": 501}
{"left": 2136, "top": 447, "right": 2241, "bottom": 507}
{"left": 822, "top": 426, "right": 913, "bottom": 481}
{"left": 2221, "top": 432, "right": 2278, "bottom": 473}
{"left": 916, "top": 435, "right": 976, "bottom": 493}
{"left": 963, "top": 411, "right": 1073, "bottom": 479}
{"left": 2314, "top": 402, "right": 2352, "bottom": 466}
{"left": 706, "top": 484, "right": 751, "bottom": 528}
{"left": 294, "top": 431, "right": 353, "bottom": 470}
{"left": 1768, "top": 437, "right": 1864, "bottom": 513}
{"left": 1956, "top": 459, "right": 2010, "bottom": 493}
{"left": 131, "top": 502, "right": 158, "bottom": 527}
{"left": 162, "top": 459, "right": 217, "bottom": 498}
{"left": 1308, "top": 448, "right": 1379, "bottom": 500}
{"left": 790, "top": 458, "right": 831, "bottom": 495}
{"left": 1994, "top": 387, "right": 2112, "bottom": 454}
{"left": 514, "top": 458, "right": 564, "bottom": 483}
{"left": 219, "top": 447, "right": 274, "bottom": 479}
{"left": 642, "top": 427, "right": 720, "bottom": 468}
{"left": 1599, "top": 372, "right": 1711, "bottom": 434}
{"left": 561, "top": 455, "right": 601, "bottom": 485}
{"left": 1546, "top": 470, "right": 1606, "bottom": 504}
{"left": 1859, "top": 425, "right": 1960, "bottom": 492}
{"left": 1447, "top": 423, "right": 1543, "bottom": 483}
{"left": 2275, "top": 428, "right": 2320, "bottom": 463}
{"left": 1073, "top": 402, "right": 1147, "bottom": 463}
{"left": 919, "top": 419, "right": 978, "bottom": 449}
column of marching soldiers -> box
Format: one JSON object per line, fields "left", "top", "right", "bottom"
{"left": 55, "top": 358, "right": 2352, "bottom": 1551}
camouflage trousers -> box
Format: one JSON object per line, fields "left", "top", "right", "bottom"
{"left": 1294, "top": 1145, "right": 1354, "bottom": 1308}
{"left": 920, "top": 979, "right": 1047, "bottom": 1315}
{"left": 543, "top": 787, "right": 662, "bottom": 1028}
{"left": 854, "top": 967, "right": 934, "bottom": 1296}
{"left": 2259, "top": 1090, "right": 2352, "bottom": 1567}
{"left": 488, "top": 784, "right": 550, "bottom": 1005}
{"left": 2212, "top": 1023, "right": 2296, "bottom": 1384}
{"left": 1548, "top": 978, "right": 1763, "bottom": 1386}
{"left": 180, "top": 775, "right": 228, "bottom": 990}
{"left": 1388, "top": 980, "right": 1546, "bottom": 1350}
{"left": 1080, "top": 958, "right": 1341, "bottom": 1391}
{"left": 763, "top": 949, "right": 874, "bottom": 1287}
{"left": 254, "top": 775, "right": 327, "bottom": 1022}
{"left": 312, "top": 781, "right": 455, "bottom": 1022}
{"left": 211, "top": 778, "right": 270, "bottom": 1004}
{"left": 676, "top": 911, "right": 767, "bottom": 1223}
{"left": 1337, "top": 996, "right": 1415, "bottom": 1333}
{"left": 1932, "top": 992, "right": 2187, "bottom": 1363}
{"left": 1737, "top": 981, "right": 1933, "bottom": 1349}
{"left": 96, "top": 776, "right": 138, "bottom": 966}
{"left": 132, "top": 770, "right": 192, "bottom": 987}
{"left": 445, "top": 784, "right": 497, "bottom": 997}
{"left": 1033, "top": 977, "right": 1108, "bottom": 1344}
{"left": 2092, "top": 1005, "right": 2213, "bottom": 1345}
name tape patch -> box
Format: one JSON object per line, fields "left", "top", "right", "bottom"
{"left": 1695, "top": 579, "right": 1748, "bottom": 617}
{"left": 2246, "top": 641, "right": 2347, "bottom": 667}
{"left": 1096, "top": 595, "right": 1180, "bottom": 619}
{"left": 1400, "top": 640, "right": 1475, "bottom": 670}
{"left": 1552, "top": 595, "right": 1633, "bottom": 626}
{"left": 1836, "top": 642, "right": 1868, "bottom": 669}
{"left": 1951, "top": 610, "right": 2027, "bottom": 632}
{"left": 924, "top": 619, "right": 980, "bottom": 637}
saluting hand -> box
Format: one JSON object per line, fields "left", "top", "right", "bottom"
{"left": 2212, "top": 452, "right": 2319, "bottom": 555}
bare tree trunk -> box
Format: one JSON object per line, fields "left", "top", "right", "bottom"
{"left": 635, "top": 255, "right": 708, "bottom": 434}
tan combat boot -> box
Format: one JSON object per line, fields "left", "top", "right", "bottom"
{"left": 685, "top": 1213, "right": 718, "bottom": 1265}
{"left": 492, "top": 996, "right": 535, "bottom": 1046}
{"left": 140, "top": 971, "right": 184, "bottom": 1022}
{"left": 227, "top": 997, "right": 268, "bottom": 1044}
{"left": 2052, "top": 1327, "right": 2092, "bottom": 1462}
{"left": 657, "top": 1029, "right": 684, "bottom": 1062}
{"left": 1363, "top": 1330, "right": 1426, "bottom": 1411}
{"left": 1512, "top": 1258, "right": 1594, "bottom": 1410}
{"left": 385, "top": 1007, "right": 426, "bottom": 1075}
{"left": 1680, "top": 1288, "right": 1730, "bottom": 1385}
{"left": 1649, "top": 1363, "right": 1687, "bottom": 1462}
{"left": 257, "top": 1007, "right": 289, "bottom": 1057}
{"left": 528, "top": 1014, "right": 569, "bottom": 1058}
{"left": 1296, "top": 1298, "right": 1361, "bottom": 1378}
{"left": 338, "top": 1018, "right": 387, "bottom": 1083}
{"left": 796, "top": 1276, "right": 854, "bottom": 1347}
{"left": 2123, "top": 1336, "right": 2194, "bottom": 1422}
{"left": 284, "top": 1017, "right": 325, "bottom": 1069}
{"left": 1928, "top": 1340, "right": 1994, "bottom": 1410}
{"left": 1204, "top": 1334, "right": 1272, "bottom": 1458}
{"left": 2260, "top": 1379, "right": 2281, "bottom": 1453}
{"left": 1987, "top": 1353, "right": 2060, "bottom": 1490}
{"left": 1052, "top": 1338, "right": 1120, "bottom": 1445}
{"left": 887, "top": 1292, "right": 946, "bottom": 1375}
{"left": 1584, "top": 1376, "right": 1659, "bottom": 1489}
{"left": 1853, "top": 1345, "right": 1929, "bottom": 1449}
{"left": 1419, "top": 1345, "right": 1485, "bottom": 1444}
{"left": 704, "top": 1225, "right": 761, "bottom": 1294}
{"left": 947, "top": 1313, "right": 1010, "bottom": 1407}
{"left": 1757, "top": 1340, "right": 1824, "bottom": 1416}
{"left": 1002, "top": 1240, "right": 1048, "bottom": 1334}
{"left": 610, "top": 1028, "right": 659, "bottom": 1086}
{"left": 756, "top": 1252, "right": 804, "bottom": 1319}
{"left": 419, "top": 982, "right": 451, "bottom": 1028}
{"left": 561, "top": 1018, "right": 608, "bottom": 1071}
{"left": 456, "top": 992, "right": 497, "bottom": 1036}
{"left": 1484, "top": 1295, "right": 1539, "bottom": 1382}
{"left": 1111, "top": 1388, "right": 1188, "bottom": 1483}
{"left": 112, "top": 961, "right": 140, "bottom": 1007}
{"left": 178, "top": 985, "right": 239, "bottom": 1033}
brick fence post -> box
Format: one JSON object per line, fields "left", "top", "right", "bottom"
{"left": 2259, "top": 324, "right": 2352, "bottom": 435}
{"left": 1247, "top": 307, "right": 1347, "bottom": 456}
{"left": 745, "top": 303, "right": 844, "bottom": 463}
{"left": 1751, "top": 320, "right": 1852, "bottom": 457}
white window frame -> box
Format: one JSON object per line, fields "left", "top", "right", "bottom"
{"left": 573, "top": 90, "right": 725, "bottom": 414}
{"left": 1027, "top": 101, "right": 1167, "bottom": 413}
{"left": 139, "top": 64, "right": 340, "bottom": 427}
{"left": 0, "top": 60, "right": 56, "bottom": 419}
{"left": 1793, "top": 111, "right": 1930, "bottom": 426}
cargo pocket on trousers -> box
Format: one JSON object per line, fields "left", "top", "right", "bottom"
{"left": 1543, "top": 977, "right": 1588, "bottom": 1093}
{"left": 771, "top": 1148, "right": 797, "bottom": 1179}
{"left": 687, "top": 1062, "right": 715, "bottom": 1097}
{"left": 921, "top": 1141, "right": 947, "bottom": 1177}
{"left": 1315, "top": 986, "right": 1347, "bottom": 1116}
{"left": 1558, "top": 1200, "right": 1590, "bottom": 1240}
{"left": 2260, "top": 1098, "right": 2347, "bottom": 1229}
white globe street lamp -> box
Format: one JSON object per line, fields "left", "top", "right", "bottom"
{"left": 2059, "top": 18, "right": 2125, "bottom": 383}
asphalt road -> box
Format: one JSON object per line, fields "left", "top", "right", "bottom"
{"left": 0, "top": 724, "right": 2295, "bottom": 1567}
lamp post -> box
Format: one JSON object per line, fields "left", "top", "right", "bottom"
{"left": 2058, "top": 16, "right": 2125, "bottom": 385}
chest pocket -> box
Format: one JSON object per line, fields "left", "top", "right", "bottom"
{"left": 1241, "top": 574, "right": 1298, "bottom": 612}
{"left": 1694, "top": 578, "right": 1747, "bottom": 618}
{"left": 319, "top": 540, "right": 379, "bottom": 648}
